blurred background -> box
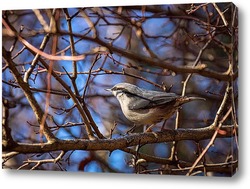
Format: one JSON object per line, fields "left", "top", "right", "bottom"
{"left": 2, "top": 3, "right": 238, "bottom": 176}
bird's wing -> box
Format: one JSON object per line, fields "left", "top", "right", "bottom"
{"left": 128, "top": 91, "right": 178, "bottom": 110}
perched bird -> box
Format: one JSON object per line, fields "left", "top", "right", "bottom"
{"left": 107, "top": 83, "right": 205, "bottom": 130}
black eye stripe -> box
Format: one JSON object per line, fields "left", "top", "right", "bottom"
{"left": 112, "top": 87, "right": 125, "bottom": 91}
{"left": 112, "top": 86, "right": 154, "bottom": 103}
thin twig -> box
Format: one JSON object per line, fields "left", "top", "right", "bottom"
{"left": 3, "top": 48, "right": 57, "bottom": 142}
{"left": 23, "top": 34, "right": 50, "bottom": 83}
{"left": 63, "top": 8, "right": 80, "bottom": 97}
{"left": 212, "top": 3, "right": 228, "bottom": 26}
{"left": 33, "top": 9, "right": 50, "bottom": 32}
{"left": 171, "top": 36, "right": 213, "bottom": 161}
{"left": 19, "top": 151, "right": 65, "bottom": 170}
{"left": 2, "top": 18, "right": 86, "bottom": 61}
{"left": 186, "top": 82, "right": 231, "bottom": 176}
{"left": 40, "top": 10, "right": 60, "bottom": 140}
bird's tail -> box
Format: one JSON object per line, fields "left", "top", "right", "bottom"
{"left": 178, "top": 96, "right": 206, "bottom": 105}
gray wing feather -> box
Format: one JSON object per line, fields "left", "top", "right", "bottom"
{"left": 128, "top": 90, "right": 178, "bottom": 110}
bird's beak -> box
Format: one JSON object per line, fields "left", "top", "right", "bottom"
{"left": 105, "top": 88, "right": 112, "bottom": 92}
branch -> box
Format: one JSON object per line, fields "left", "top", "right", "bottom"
{"left": 186, "top": 82, "right": 231, "bottom": 175}
{"left": 2, "top": 16, "right": 236, "bottom": 81}
{"left": 172, "top": 36, "right": 214, "bottom": 160}
{"left": 2, "top": 98, "right": 17, "bottom": 149}
{"left": 4, "top": 125, "right": 235, "bottom": 154}
{"left": 2, "top": 48, "right": 57, "bottom": 142}
{"left": 212, "top": 3, "right": 228, "bottom": 26}
{"left": 2, "top": 18, "right": 86, "bottom": 61}
{"left": 140, "top": 160, "right": 238, "bottom": 175}
{"left": 82, "top": 33, "right": 236, "bottom": 81}
{"left": 18, "top": 151, "right": 65, "bottom": 170}
{"left": 23, "top": 33, "right": 50, "bottom": 83}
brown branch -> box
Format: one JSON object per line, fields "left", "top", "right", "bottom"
{"left": 18, "top": 151, "right": 65, "bottom": 170}
{"left": 1, "top": 20, "right": 98, "bottom": 140}
{"left": 212, "top": 3, "right": 228, "bottom": 26}
{"left": 186, "top": 82, "right": 231, "bottom": 176}
{"left": 27, "top": 52, "right": 99, "bottom": 139}
{"left": 2, "top": 5, "right": 238, "bottom": 174}
{"left": 3, "top": 48, "right": 57, "bottom": 143}
{"left": 108, "top": 44, "right": 233, "bottom": 81}
{"left": 23, "top": 34, "right": 50, "bottom": 83}
{"left": 37, "top": 58, "right": 97, "bottom": 140}
{"left": 2, "top": 152, "right": 19, "bottom": 164}
{"left": 2, "top": 18, "right": 86, "bottom": 61}
{"left": 40, "top": 32, "right": 58, "bottom": 139}
{"left": 80, "top": 55, "right": 105, "bottom": 139}
{"left": 140, "top": 160, "right": 237, "bottom": 175}
{"left": 2, "top": 15, "right": 235, "bottom": 81}
{"left": 63, "top": 8, "right": 80, "bottom": 97}
{"left": 121, "top": 147, "right": 173, "bottom": 165}
{"left": 32, "top": 9, "right": 50, "bottom": 32}
{"left": 89, "top": 34, "right": 235, "bottom": 81}
{"left": 2, "top": 80, "right": 71, "bottom": 98}
{"left": 5, "top": 125, "right": 235, "bottom": 154}
{"left": 172, "top": 36, "right": 214, "bottom": 161}
{"left": 2, "top": 98, "right": 17, "bottom": 150}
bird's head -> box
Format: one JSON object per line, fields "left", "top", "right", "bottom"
{"left": 106, "top": 83, "right": 140, "bottom": 102}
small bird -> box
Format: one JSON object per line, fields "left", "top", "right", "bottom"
{"left": 107, "top": 83, "right": 205, "bottom": 130}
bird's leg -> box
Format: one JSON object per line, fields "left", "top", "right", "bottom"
{"left": 145, "top": 124, "right": 156, "bottom": 132}
{"left": 126, "top": 124, "right": 137, "bottom": 134}
{"left": 160, "top": 120, "right": 168, "bottom": 131}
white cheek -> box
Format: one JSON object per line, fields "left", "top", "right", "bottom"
{"left": 116, "top": 93, "right": 123, "bottom": 98}
{"left": 116, "top": 93, "right": 129, "bottom": 106}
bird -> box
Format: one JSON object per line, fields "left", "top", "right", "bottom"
{"left": 106, "top": 82, "right": 205, "bottom": 130}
